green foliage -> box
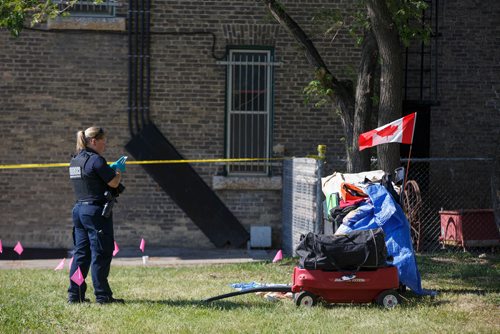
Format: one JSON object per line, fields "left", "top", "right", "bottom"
{"left": 386, "top": 0, "right": 432, "bottom": 46}
{"left": 310, "top": 8, "right": 344, "bottom": 40}
{"left": 0, "top": 0, "right": 58, "bottom": 36}
{"left": 311, "top": 0, "right": 431, "bottom": 48}
{"left": 303, "top": 79, "right": 333, "bottom": 109}
{"left": 303, "top": 68, "right": 338, "bottom": 109}
{"left": 304, "top": 0, "right": 431, "bottom": 111}
{"left": 0, "top": 0, "right": 94, "bottom": 37}
{"left": 0, "top": 0, "right": 29, "bottom": 36}
{"left": 348, "top": 8, "right": 371, "bottom": 46}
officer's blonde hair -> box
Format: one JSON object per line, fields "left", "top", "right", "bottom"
{"left": 75, "top": 127, "right": 105, "bottom": 152}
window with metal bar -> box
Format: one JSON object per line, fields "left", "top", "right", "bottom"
{"left": 52, "top": 0, "right": 117, "bottom": 17}
{"left": 226, "top": 49, "right": 274, "bottom": 175}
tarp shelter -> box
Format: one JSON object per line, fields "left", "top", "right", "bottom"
{"left": 335, "top": 183, "right": 435, "bottom": 295}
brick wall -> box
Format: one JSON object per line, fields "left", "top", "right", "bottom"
{"left": 431, "top": 0, "right": 499, "bottom": 158}
{"left": 429, "top": 0, "right": 500, "bottom": 218}
{"left": 2, "top": 0, "right": 496, "bottom": 250}
{"left": 0, "top": 0, "right": 360, "bottom": 249}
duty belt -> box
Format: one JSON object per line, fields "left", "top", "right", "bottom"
{"left": 77, "top": 200, "right": 105, "bottom": 206}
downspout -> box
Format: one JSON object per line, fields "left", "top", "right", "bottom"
{"left": 127, "top": 0, "right": 134, "bottom": 137}
{"left": 145, "top": 0, "right": 151, "bottom": 124}
{"left": 133, "top": 0, "right": 140, "bottom": 133}
{"left": 139, "top": 0, "right": 145, "bottom": 129}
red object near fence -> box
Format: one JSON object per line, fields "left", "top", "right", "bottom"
{"left": 439, "top": 209, "right": 500, "bottom": 250}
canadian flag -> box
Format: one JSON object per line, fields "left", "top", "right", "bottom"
{"left": 358, "top": 112, "right": 417, "bottom": 151}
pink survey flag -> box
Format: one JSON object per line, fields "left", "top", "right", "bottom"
{"left": 272, "top": 249, "right": 283, "bottom": 263}
{"left": 0, "top": 239, "right": 3, "bottom": 253}
{"left": 68, "top": 256, "right": 74, "bottom": 270}
{"left": 139, "top": 238, "right": 145, "bottom": 253}
{"left": 54, "top": 258, "right": 65, "bottom": 270}
{"left": 13, "top": 241, "right": 24, "bottom": 255}
{"left": 113, "top": 241, "right": 120, "bottom": 256}
{"left": 70, "top": 266, "right": 85, "bottom": 286}
{"left": 359, "top": 112, "right": 417, "bottom": 151}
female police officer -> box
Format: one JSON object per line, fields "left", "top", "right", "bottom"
{"left": 68, "top": 127, "right": 124, "bottom": 304}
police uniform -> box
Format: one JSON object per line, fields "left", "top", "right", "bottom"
{"left": 68, "top": 148, "right": 117, "bottom": 303}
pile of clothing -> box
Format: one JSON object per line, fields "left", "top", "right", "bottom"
{"left": 322, "top": 170, "right": 435, "bottom": 296}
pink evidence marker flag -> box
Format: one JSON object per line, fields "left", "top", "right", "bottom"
{"left": 54, "top": 258, "right": 65, "bottom": 270}
{"left": 70, "top": 266, "right": 85, "bottom": 286}
{"left": 68, "top": 256, "right": 74, "bottom": 270}
{"left": 272, "top": 249, "right": 283, "bottom": 263}
{"left": 113, "top": 241, "right": 120, "bottom": 256}
{"left": 0, "top": 239, "right": 3, "bottom": 253}
{"left": 13, "top": 241, "right": 24, "bottom": 255}
{"left": 139, "top": 238, "right": 145, "bottom": 253}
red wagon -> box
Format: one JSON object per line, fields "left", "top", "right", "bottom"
{"left": 292, "top": 266, "right": 401, "bottom": 308}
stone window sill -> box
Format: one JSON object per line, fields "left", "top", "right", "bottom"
{"left": 212, "top": 176, "right": 282, "bottom": 190}
{"left": 47, "top": 16, "right": 125, "bottom": 31}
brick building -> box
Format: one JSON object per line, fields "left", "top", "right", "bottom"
{"left": 0, "top": 0, "right": 498, "bottom": 250}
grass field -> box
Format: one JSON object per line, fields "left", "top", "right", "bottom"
{"left": 0, "top": 253, "right": 498, "bottom": 333}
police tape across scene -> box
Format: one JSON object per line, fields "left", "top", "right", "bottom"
{"left": 0, "top": 157, "right": 294, "bottom": 170}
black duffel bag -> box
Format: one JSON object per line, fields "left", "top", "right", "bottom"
{"left": 296, "top": 228, "right": 388, "bottom": 271}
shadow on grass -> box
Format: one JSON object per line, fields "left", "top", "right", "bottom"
{"left": 434, "top": 288, "right": 499, "bottom": 295}
{"left": 125, "top": 298, "right": 270, "bottom": 310}
{"left": 417, "top": 253, "right": 500, "bottom": 291}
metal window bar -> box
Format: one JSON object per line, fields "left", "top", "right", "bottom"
{"left": 53, "top": 0, "right": 117, "bottom": 17}
{"left": 403, "top": 0, "right": 439, "bottom": 104}
{"left": 225, "top": 50, "right": 274, "bottom": 176}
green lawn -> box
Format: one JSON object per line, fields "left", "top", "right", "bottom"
{"left": 0, "top": 253, "right": 498, "bottom": 333}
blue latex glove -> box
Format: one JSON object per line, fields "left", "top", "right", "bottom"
{"left": 110, "top": 156, "right": 127, "bottom": 172}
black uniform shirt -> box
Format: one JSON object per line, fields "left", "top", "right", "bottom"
{"left": 71, "top": 148, "right": 117, "bottom": 202}
{"left": 83, "top": 148, "right": 116, "bottom": 185}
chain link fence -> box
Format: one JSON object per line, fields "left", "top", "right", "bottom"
{"left": 282, "top": 157, "right": 499, "bottom": 254}
{"left": 401, "top": 158, "right": 499, "bottom": 252}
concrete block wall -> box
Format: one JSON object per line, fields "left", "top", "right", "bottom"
{"left": 282, "top": 158, "right": 320, "bottom": 256}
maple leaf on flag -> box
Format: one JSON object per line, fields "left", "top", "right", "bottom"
{"left": 376, "top": 124, "right": 398, "bottom": 137}
{"left": 358, "top": 113, "right": 417, "bottom": 151}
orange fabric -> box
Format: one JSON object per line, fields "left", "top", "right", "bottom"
{"left": 340, "top": 182, "right": 368, "bottom": 201}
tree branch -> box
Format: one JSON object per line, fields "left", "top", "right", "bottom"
{"left": 262, "top": 0, "right": 346, "bottom": 93}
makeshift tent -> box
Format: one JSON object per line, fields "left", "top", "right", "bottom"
{"left": 335, "top": 184, "right": 435, "bottom": 296}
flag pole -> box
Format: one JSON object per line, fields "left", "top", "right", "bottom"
{"left": 402, "top": 112, "right": 417, "bottom": 202}
{"left": 403, "top": 144, "right": 413, "bottom": 195}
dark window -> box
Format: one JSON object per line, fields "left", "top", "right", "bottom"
{"left": 226, "top": 49, "right": 273, "bottom": 175}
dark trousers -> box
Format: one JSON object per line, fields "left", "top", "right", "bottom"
{"left": 68, "top": 203, "right": 114, "bottom": 302}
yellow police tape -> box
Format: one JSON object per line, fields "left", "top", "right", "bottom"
{"left": 0, "top": 157, "right": 290, "bottom": 170}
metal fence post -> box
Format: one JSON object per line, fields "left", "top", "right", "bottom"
{"left": 315, "top": 145, "right": 326, "bottom": 234}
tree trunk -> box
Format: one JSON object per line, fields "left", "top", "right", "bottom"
{"left": 351, "top": 29, "right": 378, "bottom": 172}
{"left": 262, "top": 0, "right": 371, "bottom": 172}
{"left": 366, "top": 0, "right": 404, "bottom": 173}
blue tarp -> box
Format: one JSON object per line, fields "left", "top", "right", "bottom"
{"left": 336, "top": 184, "right": 436, "bottom": 296}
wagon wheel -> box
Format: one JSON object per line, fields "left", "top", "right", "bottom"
{"left": 375, "top": 289, "right": 401, "bottom": 308}
{"left": 294, "top": 291, "right": 318, "bottom": 307}
{"left": 402, "top": 180, "right": 422, "bottom": 252}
